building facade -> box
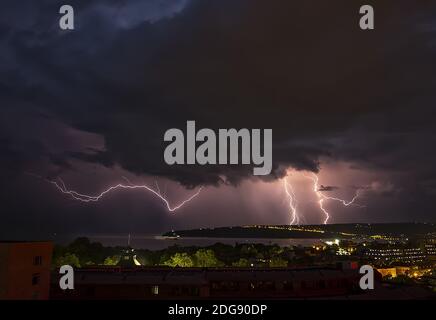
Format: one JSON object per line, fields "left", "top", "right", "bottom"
{"left": 0, "top": 241, "right": 53, "bottom": 300}
{"left": 50, "top": 266, "right": 362, "bottom": 299}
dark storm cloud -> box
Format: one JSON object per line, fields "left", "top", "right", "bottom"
{"left": 68, "top": 149, "right": 115, "bottom": 168}
{"left": 1, "top": 0, "right": 436, "bottom": 216}
{"left": 318, "top": 185, "right": 339, "bottom": 192}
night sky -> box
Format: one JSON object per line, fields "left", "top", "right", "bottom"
{"left": 1, "top": 0, "right": 436, "bottom": 239}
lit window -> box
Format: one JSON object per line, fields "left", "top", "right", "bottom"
{"left": 151, "top": 285, "right": 159, "bottom": 295}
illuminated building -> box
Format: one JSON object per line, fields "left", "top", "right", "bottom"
{"left": 376, "top": 267, "right": 410, "bottom": 278}
{"left": 364, "top": 246, "right": 426, "bottom": 264}
{"left": 422, "top": 243, "right": 436, "bottom": 256}
{"left": 117, "top": 248, "right": 142, "bottom": 267}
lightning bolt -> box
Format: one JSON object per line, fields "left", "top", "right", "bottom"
{"left": 28, "top": 170, "right": 361, "bottom": 224}
{"left": 28, "top": 173, "right": 203, "bottom": 213}
{"left": 283, "top": 177, "right": 300, "bottom": 225}
{"left": 306, "top": 172, "right": 362, "bottom": 224}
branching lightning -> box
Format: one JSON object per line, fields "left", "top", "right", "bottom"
{"left": 305, "top": 172, "right": 362, "bottom": 224}
{"left": 28, "top": 168, "right": 362, "bottom": 224}
{"left": 44, "top": 176, "right": 203, "bottom": 212}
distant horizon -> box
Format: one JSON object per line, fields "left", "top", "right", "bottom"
{"left": 3, "top": 221, "right": 435, "bottom": 242}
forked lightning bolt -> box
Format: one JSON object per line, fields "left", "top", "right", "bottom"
{"left": 306, "top": 172, "right": 362, "bottom": 224}
{"left": 45, "top": 176, "right": 202, "bottom": 212}
{"left": 28, "top": 170, "right": 361, "bottom": 224}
